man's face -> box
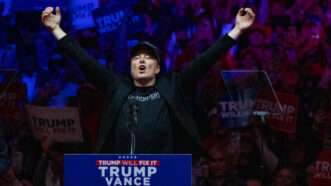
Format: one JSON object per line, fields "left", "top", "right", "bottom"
{"left": 209, "top": 150, "right": 227, "bottom": 177}
{"left": 275, "top": 168, "right": 296, "bottom": 186}
{"left": 131, "top": 50, "right": 160, "bottom": 86}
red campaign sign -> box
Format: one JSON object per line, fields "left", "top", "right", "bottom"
{"left": 0, "top": 83, "right": 26, "bottom": 120}
{"left": 309, "top": 150, "right": 331, "bottom": 186}
{"left": 255, "top": 91, "right": 298, "bottom": 134}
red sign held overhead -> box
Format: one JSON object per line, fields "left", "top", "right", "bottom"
{"left": 309, "top": 150, "right": 331, "bottom": 186}
{"left": 255, "top": 91, "right": 298, "bottom": 134}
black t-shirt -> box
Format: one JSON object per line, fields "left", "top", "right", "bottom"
{"left": 114, "top": 86, "right": 174, "bottom": 153}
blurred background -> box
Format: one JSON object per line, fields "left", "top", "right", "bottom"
{"left": 0, "top": 0, "right": 331, "bottom": 185}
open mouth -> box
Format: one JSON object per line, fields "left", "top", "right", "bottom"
{"left": 139, "top": 65, "right": 146, "bottom": 71}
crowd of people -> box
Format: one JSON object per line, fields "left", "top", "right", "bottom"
{"left": 0, "top": 0, "right": 331, "bottom": 185}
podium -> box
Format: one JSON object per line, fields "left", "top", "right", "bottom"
{"left": 64, "top": 154, "right": 192, "bottom": 186}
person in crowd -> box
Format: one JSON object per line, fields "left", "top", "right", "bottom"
{"left": 272, "top": 165, "right": 298, "bottom": 186}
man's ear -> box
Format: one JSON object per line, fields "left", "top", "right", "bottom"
{"left": 155, "top": 63, "right": 160, "bottom": 74}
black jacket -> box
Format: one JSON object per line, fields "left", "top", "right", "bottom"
{"left": 58, "top": 35, "right": 236, "bottom": 153}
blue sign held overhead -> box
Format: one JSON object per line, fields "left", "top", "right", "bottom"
{"left": 64, "top": 154, "right": 192, "bottom": 186}
{"left": 70, "top": 0, "right": 99, "bottom": 30}
{"left": 218, "top": 94, "right": 254, "bottom": 128}
{"left": 93, "top": 4, "right": 146, "bottom": 36}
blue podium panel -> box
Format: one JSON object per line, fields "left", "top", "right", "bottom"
{"left": 64, "top": 154, "right": 192, "bottom": 186}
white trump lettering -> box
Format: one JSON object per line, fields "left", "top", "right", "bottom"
{"left": 99, "top": 166, "right": 157, "bottom": 186}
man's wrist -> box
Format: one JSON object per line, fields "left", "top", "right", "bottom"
{"left": 227, "top": 26, "right": 243, "bottom": 40}
{"left": 51, "top": 26, "right": 67, "bottom": 40}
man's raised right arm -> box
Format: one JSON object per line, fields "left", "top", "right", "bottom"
{"left": 41, "top": 7, "right": 115, "bottom": 90}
